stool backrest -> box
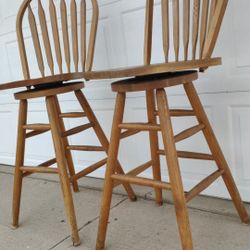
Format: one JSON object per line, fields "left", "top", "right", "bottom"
{"left": 144, "top": 0, "right": 228, "bottom": 66}
{"left": 17, "top": 0, "right": 99, "bottom": 80}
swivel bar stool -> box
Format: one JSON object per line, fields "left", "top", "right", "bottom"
{"left": 0, "top": 0, "right": 136, "bottom": 246}
{"left": 90, "top": 1, "right": 250, "bottom": 250}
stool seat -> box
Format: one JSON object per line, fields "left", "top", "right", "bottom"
{"left": 111, "top": 71, "right": 198, "bottom": 92}
{"left": 84, "top": 58, "right": 221, "bottom": 80}
{"left": 15, "top": 81, "right": 84, "bottom": 100}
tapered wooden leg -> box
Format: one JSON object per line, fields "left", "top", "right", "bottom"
{"left": 12, "top": 100, "right": 27, "bottom": 228}
{"left": 74, "top": 90, "right": 136, "bottom": 201}
{"left": 146, "top": 90, "right": 163, "bottom": 205}
{"left": 54, "top": 96, "right": 79, "bottom": 192}
{"left": 156, "top": 89, "right": 194, "bottom": 250}
{"left": 96, "top": 93, "right": 126, "bottom": 250}
{"left": 184, "top": 82, "right": 250, "bottom": 224}
{"left": 46, "top": 96, "right": 80, "bottom": 246}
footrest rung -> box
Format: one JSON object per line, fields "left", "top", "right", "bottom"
{"left": 39, "top": 158, "right": 57, "bottom": 167}
{"left": 120, "top": 129, "right": 140, "bottom": 139}
{"left": 111, "top": 174, "right": 171, "bottom": 190}
{"left": 175, "top": 124, "right": 205, "bottom": 143}
{"left": 127, "top": 161, "right": 152, "bottom": 177}
{"left": 185, "top": 170, "right": 224, "bottom": 202}
{"left": 113, "top": 161, "right": 152, "bottom": 187}
{"left": 67, "top": 145, "right": 104, "bottom": 151}
{"left": 23, "top": 124, "right": 51, "bottom": 131}
{"left": 170, "top": 109, "right": 195, "bottom": 117}
{"left": 158, "top": 150, "right": 214, "bottom": 161}
{"left": 59, "top": 112, "right": 86, "bottom": 118}
{"left": 155, "top": 109, "right": 195, "bottom": 117}
{"left": 119, "top": 123, "right": 160, "bottom": 131}
{"left": 26, "top": 129, "right": 50, "bottom": 138}
{"left": 62, "top": 122, "right": 93, "bottom": 137}
{"left": 72, "top": 158, "right": 107, "bottom": 181}
{"left": 23, "top": 158, "right": 57, "bottom": 177}
{"left": 20, "top": 166, "right": 59, "bottom": 174}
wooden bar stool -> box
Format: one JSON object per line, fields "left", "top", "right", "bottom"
{"left": 94, "top": 1, "right": 250, "bottom": 250}
{"left": 0, "top": 0, "right": 136, "bottom": 246}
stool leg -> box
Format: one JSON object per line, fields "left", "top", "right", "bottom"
{"left": 156, "top": 89, "right": 194, "bottom": 250}
{"left": 12, "top": 100, "right": 27, "bottom": 227}
{"left": 74, "top": 90, "right": 136, "bottom": 201}
{"left": 54, "top": 96, "right": 79, "bottom": 192}
{"left": 96, "top": 92, "right": 126, "bottom": 250}
{"left": 146, "top": 90, "right": 163, "bottom": 205}
{"left": 46, "top": 96, "right": 80, "bottom": 246}
{"left": 184, "top": 82, "right": 250, "bottom": 224}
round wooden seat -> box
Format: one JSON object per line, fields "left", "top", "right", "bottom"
{"left": 14, "top": 81, "right": 84, "bottom": 100}
{"left": 111, "top": 71, "right": 198, "bottom": 92}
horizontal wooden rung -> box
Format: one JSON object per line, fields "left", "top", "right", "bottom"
{"left": 26, "top": 129, "right": 50, "bottom": 138}
{"left": 72, "top": 158, "right": 107, "bottom": 181}
{"left": 111, "top": 174, "right": 171, "bottom": 190}
{"left": 175, "top": 124, "right": 205, "bottom": 143}
{"left": 20, "top": 166, "right": 59, "bottom": 174}
{"left": 119, "top": 123, "right": 160, "bottom": 131}
{"left": 59, "top": 112, "right": 86, "bottom": 118}
{"left": 157, "top": 150, "right": 214, "bottom": 161}
{"left": 23, "top": 123, "right": 51, "bottom": 131}
{"left": 67, "top": 145, "right": 104, "bottom": 151}
{"left": 39, "top": 158, "right": 57, "bottom": 167}
{"left": 62, "top": 123, "right": 93, "bottom": 137}
{"left": 155, "top": 109, "right": 195, "bottom": 117}
{"left": 120, "top": 129, "right": 140, "bottom": 139}
{"left": 185, "top": 170, "right": 224, "bottom": 202}
{"left": 22, "top": 158, "right": 57, "bottom": 177}
{"left": 170, "top": 109, "right": 195, "bottom": 116}
{"left": 113, "top": 161, "right": 152, "bottom": 187}
{"left": 127, "top": 161, "right": 152, "bottom": 176}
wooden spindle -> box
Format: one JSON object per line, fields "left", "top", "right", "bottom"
{"left": 172, "top": 0, "right": 180, "bottom": 61}
{"left": 49, "top": 0, "right": 63, "bottom": 74}
{"left": 71, "top": 0, "right": 79, "bottom": 72}
{"left": 38, "top": 0, "right": 54, "bottom": 75}
{"left": 80, "top": 0, "right": 86, "bottom": 71}
{"left": 202, "top": 0, "right": 228, "bottom": 59}
{"left": 208, "top": 0, "right": 217, "bottom": 34}
{"left": 16, "top": 1, "right": 30, "bottom": 80}
{"left": 183, "top": 0, "right": 190, "bottom": 60}
{"left": 85, "top": 0, "right": 99, "bottom": 72}
{"left": 60, "top": 0, "right": 71, "bottom": 73}
{"left": 161, "top": 0, "right": 169, "bottom": 62}
{"left": 28, "top": 5, "right": 45, "bottom": 77}
{"left": 199, "top": 0, "right": 209, "bottom": 58}
{"left": 192, "top": 0, "right": 200, "bottom": 59}
{"left": 144, "top": 0, "right": 154, "bottom": 65}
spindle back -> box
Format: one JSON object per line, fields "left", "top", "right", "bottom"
{"left": 144, "top": 0, "right": 228, "bottom": 66}
{"left": 17, "top": 0, "right": 99, "bottom": 80}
